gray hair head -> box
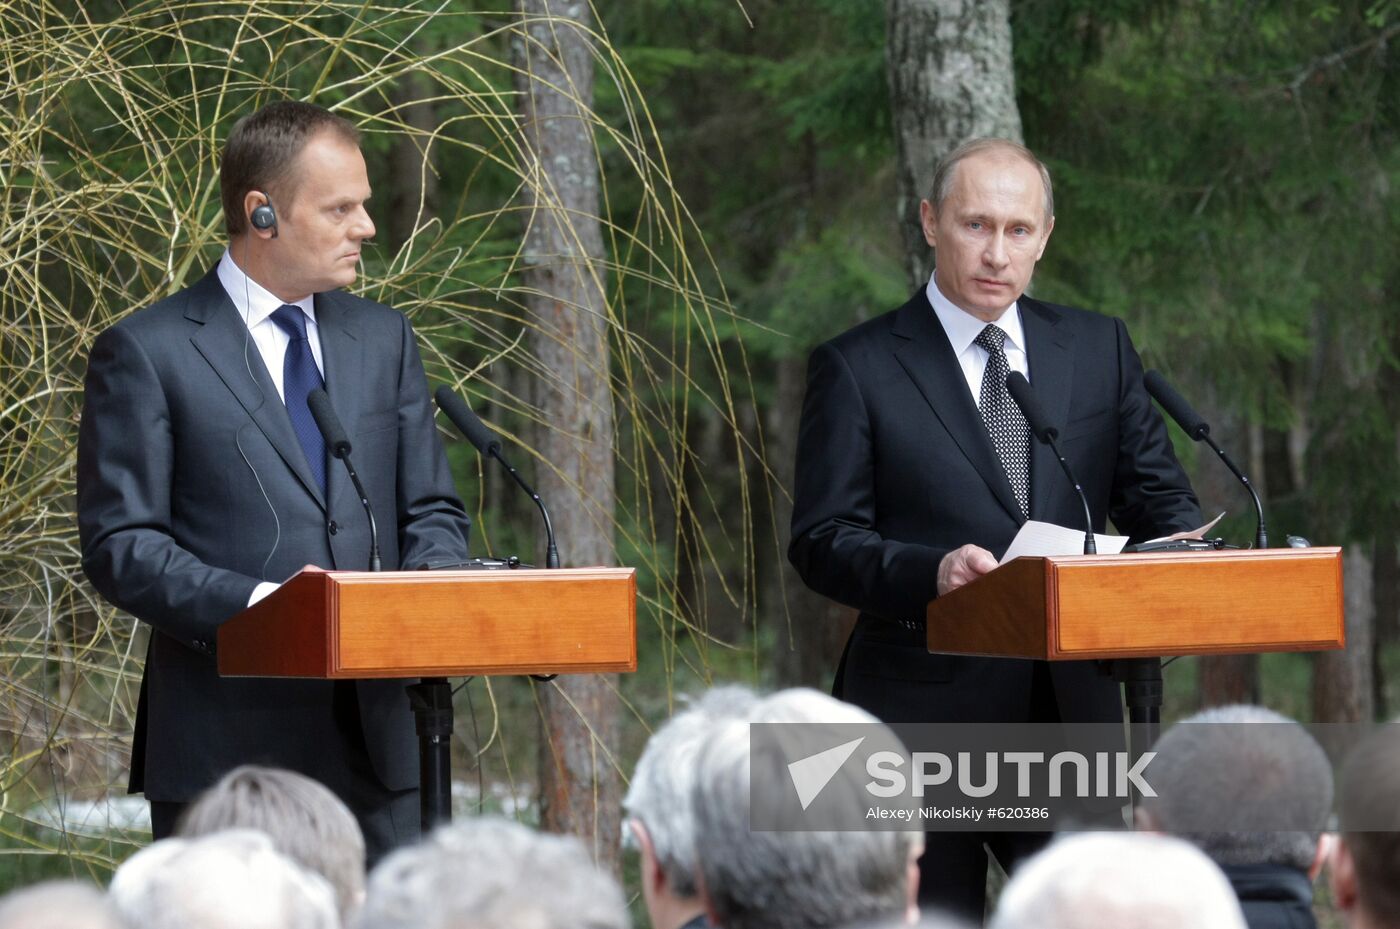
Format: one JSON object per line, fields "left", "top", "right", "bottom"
{"left": 692, "top": 687, "right": 921, "bottom": 929}
{"left": 109, "top": 829, "right": 339, "bottom": 929}
{"left": 990, "top": 832, "right": 1247, "bottom": 929}
{"left": 1139, "top": 704, "right": 1332, "bottom": 870}
{"left": 354, "top": 817, "right": 628, "bottom": 929}
{"left": 0, "top": 880, "right": 123, "bottom": 929}
{"left": 178, "top": 764, "right": 365, "bottom": 920}
{"left": 623, "top": 685, "right": 760, "bottom": 898}
{"left": 1338, "top": 722, "right": 1400, "bottom": 924}
{"left": 929, "top": 138, "right": 1054, "bottom": 224}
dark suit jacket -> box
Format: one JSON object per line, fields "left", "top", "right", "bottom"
{"left": 77, "top": 268, "right": 471, "bottom": 801}
{"left": 788, "top": 289, "right": 1200, "bottom": 725}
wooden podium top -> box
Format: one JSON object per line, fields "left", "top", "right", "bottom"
{"left": 926, "top": 547, "right": 1344, "bottom": 661}
{"left": 218, "top": 567, "right": 637, "bottom": 679}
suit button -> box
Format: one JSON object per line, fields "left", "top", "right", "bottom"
{"left": 328, "top": 521, "right": 339, "bottom": 535}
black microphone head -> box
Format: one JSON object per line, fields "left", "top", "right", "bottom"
{"left": 434, "top": 386, "right": 501, "bottom": 456}
{"left": 1144, "top": 370, "right": 1210, "bottom": 440}
{"left": 1004, "top": 371, "right": 1057, "bottom": 443}
{"left": 307, "top": 389, "right": 352, "bottom": 458}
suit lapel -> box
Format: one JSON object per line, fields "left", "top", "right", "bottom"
{"left": 1021, "top": 297, "right": 1076, "bottom": 522}
{"left": 314, "top": 291, "right": 364, "bottom": 516}
{"left": 186, "top": 269, "right": 326, "bottom": 510}
{"left": 890, "top": 291, "right": 1024, "bottom": 524}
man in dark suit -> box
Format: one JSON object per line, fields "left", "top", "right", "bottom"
{"left": 788, "top": 138, "right": 1201, "bottom": 920}
{"left": 77, "top": 101, "right": 471, "bottom": 860}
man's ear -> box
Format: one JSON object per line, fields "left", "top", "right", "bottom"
{"left": 694, "top": 859, "right": 723, "bottom": 929}
{"left": 904, "top": 842, "right": 922, "bottom": 925}
{"left": 629, "top": 820, "right": 666, "bottom": 896}
{"left": 1134, "top": 806, "right": 1161, "bottom": 832}
{"left": 919, "top": 199, "right": 938, "bottom": 249}
{"left": 1330, "top": 837, "right": 1359, "bottom": 912}
{"left": 1308, "top": 833, "right": 1333, "bottom": 883}
{"left": 242, "top": 191, "right": 278, "bottom": 241}
{"left": 1033, "top": 214, "right": 1055, "bottom": 261}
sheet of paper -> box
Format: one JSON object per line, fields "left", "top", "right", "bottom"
{"left": 1144, "top": 511, "right": 1226, "bottom": 544}
{"left": 999, "top": 520, "right": 1129, "bottom": 564}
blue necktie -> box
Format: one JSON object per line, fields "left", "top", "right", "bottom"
{"left": 270, "top": 304, "right": 327, "bottom": 498}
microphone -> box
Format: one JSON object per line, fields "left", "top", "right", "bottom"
{"left": 1006, "top": 372, "right": 1096, "bottom": 555}
{"left": 308, "top": 389, "right": 381, "bottom": 571}
{"left": 434, "top": 386, "right": 560, "bottom": 569}
{"left": 1144, "top": 371, "right": 1267, "bottom": 549}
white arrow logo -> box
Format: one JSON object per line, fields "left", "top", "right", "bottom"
{"left": 787, "top": 737, "right": 865, "bottom": 810}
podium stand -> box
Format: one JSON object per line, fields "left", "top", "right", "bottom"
{"left": 925, "top": 548, "right": 1344, "bottom": 749}
{"left": 218, "top": 567, "right": 636, "bottom": 828}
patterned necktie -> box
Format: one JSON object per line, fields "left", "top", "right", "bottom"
{"left": 269, "top": 304, "right": 327, "bottom": 498}
{"left": 974, "top": 323, "right": 1030, "bottom": 518}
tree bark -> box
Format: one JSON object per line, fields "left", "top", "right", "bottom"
{"left": 513, "top": 0, "right": 620, "bottom": 872}
{"left": 766, "top": 356, "right": 857, "bottom": 689}
{"left": 1313, "top": 544, "right": 1375, "bottom": 723}
{"left": 386, "top": 51, "right": 439, "bottom": 253}
{"left": 1192, "top": 389, "right": 1261, "bottom": 707}
{"left": 886, "top": 0, "right": 1023, "bottom": 290}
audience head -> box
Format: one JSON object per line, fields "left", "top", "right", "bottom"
{"left": 354, "top": 817, "right": 627, "bottom": 929}
{"left": 989, "top": 832, "right": 1247, "bottom": 929}
{"left": 624, "top": 686, "right": 760, "bottom": 929}
{"left": 691, "top": 687, "right": 923, "bottom": 929}
{"left": 1137, "top": 704, "right": 1333, "bottom": 875}
{"left": 109, "top": 829, "right": 338, "bottom": 929}
{"left": 1334, "top": 724, "right": 1400, "bottom": 929}
{"left": 178, "top": 764, "right": 365, "bottom": 920}
{"left": 0, "top": 880, "right": 123, "bottom": 929}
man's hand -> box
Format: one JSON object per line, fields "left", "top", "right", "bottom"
{"left": 937, "top": 544, "right": 998, "bottom": 596}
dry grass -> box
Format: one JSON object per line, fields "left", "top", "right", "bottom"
{"left": 0, "top": 0, "right": 767, "bottom": 875}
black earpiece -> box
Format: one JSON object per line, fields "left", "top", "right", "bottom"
{"left": 249, "top": 194, "right": 278, "bottom": 237}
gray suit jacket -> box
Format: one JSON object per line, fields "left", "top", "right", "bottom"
{"left": 77, "top": 268, "right": 471, "bottom": 801}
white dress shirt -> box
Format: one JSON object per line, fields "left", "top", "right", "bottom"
{"left": 925, "top": 271, "right": 1030, "bottom": 401}
{"left": 216, "top": 251, "right": 324, "bottom": 606}
{"left": 216, "top": 250, "right": 324, "bottom": 401}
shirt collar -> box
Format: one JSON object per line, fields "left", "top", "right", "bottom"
{"left": 217, "top": 249, "right": 316, "bottom": 329}
{"left": 925, "top": 269, "right": 1024, "bottom": 356}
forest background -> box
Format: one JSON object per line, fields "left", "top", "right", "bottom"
{"left": 0, "top": 0, "right": 1396, "bottom": 899}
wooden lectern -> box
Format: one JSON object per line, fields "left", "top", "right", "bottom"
{"left": 925, "top": 548, "right": 1345, "bottom": 748}
{"left": 218, "top": 567, "right": 637, "bottom": 828}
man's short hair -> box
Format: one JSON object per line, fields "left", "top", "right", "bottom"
{"left": 0, "top": 880, "right": 123, "bottom": 929}
{"left": 929, "top": 138, "right": 1054, "bottom": 223}
{"left": 623, "top": 685, "right": 759, "bottom": 898}
{"left": 1339, "top": 724, "right": 1400, "bottom": 925}
{"left": 989, "top": 832, "right": 1247, "bottom": 929}
{"left": 354, "top": 817, "right": 628, "bottom": 929}
{"left": 109, "top": 829, "right": 339, "bottom": 929}
{"left": 220, "top": 100, "right": 360, "bottom": 236}
{"left": 1139, "top": 704, "right": 1333, "bottom": 870}
{"left": 178, "top": 764, "right": 366, "bottom": 920}
{"left": 691, "top": 687, "right": 922, "bottom": 929}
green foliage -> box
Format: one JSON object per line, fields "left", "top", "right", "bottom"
{"left": 1020, "top": 0, "right": 1398, "bottom": 543}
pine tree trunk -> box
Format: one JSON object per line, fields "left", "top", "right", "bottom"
{"left": 1193, "top": 390, "right": 1261, "bottom": 707}
{"left": 1313, "top": 545, "right": 1375, "bottom": 722}
{"left": 513, "top": 0, "right": 620, "bottom": 872}
{"left": 1374, "top": 537, "right": 1397, "bottom": 717}
{"left": 767, "top": 356, "right": 857, "bottom": 690}
{"left": 886, "top": 0, "right": 1023, "bottom": 290}
{"left": 387, "top": 50, "right": 438, "bottom": 252}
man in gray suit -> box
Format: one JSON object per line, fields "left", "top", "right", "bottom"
{"left": 77, "top": 101, "right": 471, "bottom": 859}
